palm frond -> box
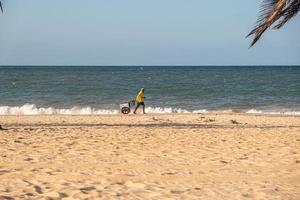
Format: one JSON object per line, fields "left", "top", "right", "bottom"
{"left": 0, "top": 1, "right": 3, "bottom": 13}
{"left": 248, "top": 0, "right": 300, "bottom": 47}
{"left": 273, "top": 0, "right": 300, "bottom": 29}
{"left": 248, "top": 0, "right": 287, "bottom": 47}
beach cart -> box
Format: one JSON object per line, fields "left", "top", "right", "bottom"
{"left": 120, "top": 100, "right": 136, "bottom": 114}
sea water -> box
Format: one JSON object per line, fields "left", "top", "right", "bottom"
{"left": 0, "top": 66, "right": 299, "bottom": 115}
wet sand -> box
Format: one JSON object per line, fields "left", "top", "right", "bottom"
{"left": 0, "top": 113, "right": 300, "bottom": 199}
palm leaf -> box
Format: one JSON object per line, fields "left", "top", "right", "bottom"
{"left": 0, "top": 1, "right": 3, "bottom": 13}
{"left": 248, "top": 0, "right": 300, "bottom": 47}
{"left": 248, "top": 0, "right": 287, "bottom": 47}
{"left": 273, "top": 0, "right": 300, "bottom": 29}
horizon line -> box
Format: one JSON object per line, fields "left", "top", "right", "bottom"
{"left": 1, "top": 65, "right": 300, "bottom": 67}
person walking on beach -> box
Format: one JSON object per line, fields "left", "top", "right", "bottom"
{"left": 133, "top": 88, "right": 146, "bottom": 114}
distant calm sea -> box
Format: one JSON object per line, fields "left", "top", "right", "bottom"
{"left": 0, "top": 66, "right": 299, "bottom": 115}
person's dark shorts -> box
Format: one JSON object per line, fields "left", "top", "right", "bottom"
{"left": 136, "top": 102, "right": 145, "bottom": 106}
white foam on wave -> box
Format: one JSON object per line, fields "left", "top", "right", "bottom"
{"left": 246, "top": 109, "right": 300, "bottom": 116}
{"left": 145, "top": 107, "right": 207, "bottom": 114}
{"left": 0, "top": 104, "right": 207, "bottom": 115}
{"left": 0, "top": 104, "right": 119, "bottom": 115}
{"left": 1, "top": 104, "right": 299, "bottom": 116}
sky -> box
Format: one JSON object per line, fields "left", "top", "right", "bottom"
{"left": 0, "top": 0, "right": 299, "bottom": 66}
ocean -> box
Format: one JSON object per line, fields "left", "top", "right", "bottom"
{"left": 0, "top": 66, "right": 299, "bottom": 115}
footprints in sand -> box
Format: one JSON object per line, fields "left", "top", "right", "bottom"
{"left": 1, "top": 115, "right": 300, "bottom": 199}
{"left": 0, "top": 179, "right": 102, "bottom": 199}
{"left": 34, "top": 185, "right": 43, "bottom": 194}
{"left": 79, "top": 186, "right": 96, "bottom": 194}
{"left": 204, "top": 118, "right": 216, "bottom": 123}
{"left": 0, "top": 170, "right": 10, "bottom": 176}
{"left": 4, "top": 177, "right": 281, "bottom": 199}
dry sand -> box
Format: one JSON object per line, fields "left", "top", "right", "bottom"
{"left": 0, "top": 113, "right": 299, "bottom": 200}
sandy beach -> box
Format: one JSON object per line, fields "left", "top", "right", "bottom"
{"left": 0, "top": 113, "right": 299, "bottom": 199}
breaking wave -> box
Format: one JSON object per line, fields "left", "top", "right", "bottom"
{"left": 0, "top": 104, "right": 207, "bottom": 115}
{"left": 246, "top": 109, "right": 300, "bottom": 116}
{"left": 0, "top": 104, "right": 119, "bottom": 115}
{"left": 0, "top": 104, "right": 299, "bottom": 115}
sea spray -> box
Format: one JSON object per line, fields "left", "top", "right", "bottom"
{"left": 0, "top": 104, "right": 299, "bottom": 115}
{"left": 0, "top": 104, "right": 208, "bottom": 115}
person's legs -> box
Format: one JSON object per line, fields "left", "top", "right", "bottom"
{"left": 133, "top": 103, "right": 140, "bottom": 114}
{"left": 142, "top": 102, "right": 146, "bottom": 114}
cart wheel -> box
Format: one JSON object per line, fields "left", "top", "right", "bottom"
{"left": 121, "top": 107, "right": 130, "bottom": 114}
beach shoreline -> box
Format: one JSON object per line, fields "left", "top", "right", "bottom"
{"left": 1, "top": 113, "right": 300, "bottom": 199}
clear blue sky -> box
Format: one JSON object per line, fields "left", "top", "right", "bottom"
{"left": 0, "top": 0, "right": 299, "bottom": 65}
